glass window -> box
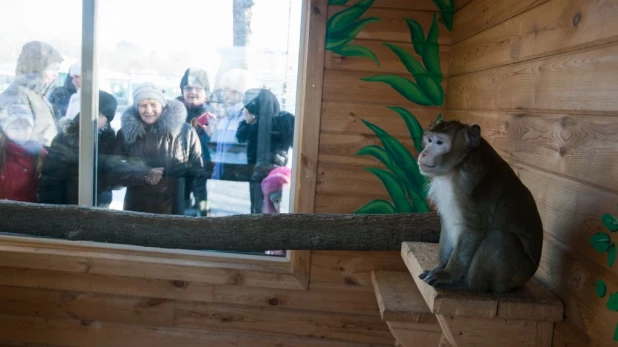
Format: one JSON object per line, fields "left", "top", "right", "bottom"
{"left": 0, "top": 1, "right": 86, "bottom": 207}
{"left": 98, "top": 0, "right": 302, "bottom": 257}
{"left": 0, "top": 0, "right": 303, "bottom": 258}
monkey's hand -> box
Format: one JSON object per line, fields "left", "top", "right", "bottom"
{"left": 421, "top": 268, "right": 455, "bottom": 287}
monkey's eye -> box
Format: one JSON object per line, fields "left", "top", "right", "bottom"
{"left": 436, "top": 140, "right": 443, "bottom": 145}
{"left": 427, "top": 138, "right": 433, "bottom": 143}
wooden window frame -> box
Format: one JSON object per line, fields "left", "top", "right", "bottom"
{"left": 0, "top": 0, "right": 327, "bottom": 290}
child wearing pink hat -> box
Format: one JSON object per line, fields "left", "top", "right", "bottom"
{"left": 261, "top": 166, "right": 292, "bottom": 256}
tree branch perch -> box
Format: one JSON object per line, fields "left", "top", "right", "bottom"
{"left": 0, "top": 201, "right": 440, "bottom": 251}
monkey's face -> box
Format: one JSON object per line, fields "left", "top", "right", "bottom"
{"left": 418, "top": 131, "right": 456, "bottom": 177}
{"left": 417, "top": 121, "right": 481, "bottom": 177}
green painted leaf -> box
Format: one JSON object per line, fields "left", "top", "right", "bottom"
{"left": 326, "top": 17, "right": 381, "bottom": 50}
{"left": 614, "top": 323, "right": 618, "bottom": 342}
{"left": 440, "top": 11, "right": 454, "bottom": 31}
{"left": 361, "top": 75, "right": 433, "bottom": 106}
{"left": 328, "top": 0, "right": 349, "bottom": 5}
{"left": 366, "top": 168, "right": 414, "bottom": 213}
{"left": 386, "top": 106, "right": 424, "bottom": 153}
{"left": 360, "top": 119, "right": 430, "bottom": 212}
{"left": 354, "top": 199, "right": 396, "bottom": 214}
{"left": 422, "top": 14, "right": 443, "bottom": 82}
{"left": 326, "top": 0, "right": 375, "bottom": 32}
{"left": 610, "top": 244, "right": 617, "bottom": 267}
{"left": 432, "top": 0, "right": 454, "bottom": 31}
{"left": 607, "top": 292, "right": 618, "bottom": 311}
{"left": 405, "top": 19, "right": 426, "bottom": 56}
{"left": 356, "top": 145, "right": 392, "bottom": 168}
{"left": 602, "top": 213, "right": 618, "bottom": 232}
{"left": 435, "top": 113, "right": 443, "bottom": 122}
{"left": 331, "top": 44, "right": 380, "bottom": 66}
{"left": 590, "top": 232, "right": 612, "bottom": 252}
{"left": 417, "top": 75, "right": 444, "bottom": 105}
{"left": 383, "top": 43, "right": 428, "bottom": 78}
{"left": 596, "top": 279, "right": 607, "bottom": 297}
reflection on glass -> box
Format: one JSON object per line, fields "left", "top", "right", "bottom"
{"left": 1, "top": 0, "right": 302, "bottom": 258}
{"left": 0, "top": 1, "right": 82, "bottom": 205}
{"left": 98, "top": 0, "right": 302, "bottom": 257}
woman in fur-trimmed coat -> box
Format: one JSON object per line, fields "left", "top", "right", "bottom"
{"left": 112, "top": 83, "right": 207, "bottom": 215}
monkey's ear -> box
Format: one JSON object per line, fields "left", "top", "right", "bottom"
{"left": 468, "top": 124, "right": 481, "bottom": 148}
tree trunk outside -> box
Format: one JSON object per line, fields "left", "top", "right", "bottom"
{"left": 0, "top": 201, "right": 440, "bottom": 252}
{"left": 233, "top": 0, "right": 254, "bottom": 47}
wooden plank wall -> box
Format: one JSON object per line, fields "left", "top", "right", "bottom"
{"left": 0, "top": 0, "right": 448, "bottom": 346}
{"left": 446, "top": 0, "right": 618, "bottom": 346}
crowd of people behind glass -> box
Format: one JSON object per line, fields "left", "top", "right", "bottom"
{"left": 0, "top": 41, "right": 295, "bottom": 241}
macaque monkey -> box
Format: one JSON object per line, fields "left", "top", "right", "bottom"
{"left": 417, "top": 120, "right": 543, "bottom": 293}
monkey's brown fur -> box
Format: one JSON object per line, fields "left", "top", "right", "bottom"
{"left": 417, "top": 120, "right": 543, "bottom": 293}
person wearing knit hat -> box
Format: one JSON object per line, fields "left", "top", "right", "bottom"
{"left": 261, "top": 166, "right": 291, "bottom": 214}
{"left": 111, "top": 86, "right": 208, "bottom": 215}
{"left": 0, "top": 40, "right": 64, "bottom": 147}
{"left": 39, "top": 91, "right": 119, "bottom": 207}
{"left": 177, "top": 68, "right": 216, "bottom": 216}
{"left": 133, "top": 82, "right": 167, "bottom": 108}
{"left": 0, "top": 103, "right": 47, "bottom": 202}
{"left": 261, "top": 166, "right": 292, "bottom": 256}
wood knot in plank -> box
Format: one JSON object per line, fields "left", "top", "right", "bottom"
{"left": 312, "top": 6, "right": 321, "bottom": 15}
{"left": 172, "top": 280, "right": 186, "bottom": 288}
{"left": 572, "top": 13, "right": 581, "bottom": 27}
{"left": 268, "top": 298, "right": 280, "bottom": 306}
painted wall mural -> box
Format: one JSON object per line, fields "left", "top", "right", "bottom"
{"left": 325, "top": 0, "right": 453, "bottom": 214}
{"left": 591, "top": 206, "right": 618, "bottom": 341}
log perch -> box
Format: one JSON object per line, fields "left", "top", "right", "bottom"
{"left": 0, "top": 201, "right": 441, "bottom": 251}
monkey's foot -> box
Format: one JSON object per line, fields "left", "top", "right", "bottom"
{"left": 419, "top": 270, "right": 431, "bottom": 280}
{"left": 421, "top": 269, "right": 453, "bottom": 287}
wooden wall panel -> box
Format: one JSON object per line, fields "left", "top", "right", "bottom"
{"left": 450, "top": 0, "right": 618, "bottom": 75}
{"left": 453, "top": 0, "right": 548, "bottom": 42}
{"left": 321, "top": 102, "right": 442, "bottom": 137}
{"left": 447, "top": 43, "right": 618, "bottom": 114}
{"left": 323, "top": 70, "right": 448, "bottom": 106}
{"left": 446, "top": 0, "right": 618, "bottom": 345}
{"left": 0, "top": 267, "right": 381, "bottom": 317}
{"left": 0, "top": 314, "right": 391, "bottom": 347}
{"left": 448, "top": 110, "right": 618, "bottom": 190}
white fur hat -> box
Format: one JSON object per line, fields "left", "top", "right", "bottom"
{"left": 218, "top": 68, "right": 255, "bottom": 95}
{"left": 69, "top": 61, "right": 81, "bottom": 76}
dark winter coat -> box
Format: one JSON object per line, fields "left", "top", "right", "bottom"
{"left": 38, "top": 115, "right": 117, "bottom": 207}
{"left": 48, "top": 74, "right": 77, "bottom": 121}
{"left": 112, "top": 99, "right": 206, "bottom": 215}
{"left": 236, "top": 110, "right": 295, "bottom": 179}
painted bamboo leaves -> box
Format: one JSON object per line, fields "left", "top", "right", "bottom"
{"left": 432, "top": 0, "right": 455, "bottom": 31}
{"left": 591, "top": 205, "right": 618, "bottom": 341}
{"left": 324, "top": 1, "right": 447, "bottom": 214}
{"left": 361, "top": 14, "right": 444, "bottom": 106}
{"left": 354, "top": 111, "right": 441, "bottom": 214}
{"left": 325, "top": 0, "right": 381, "bottom": 66}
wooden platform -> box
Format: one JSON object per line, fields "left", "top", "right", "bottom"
{"left": 400, "top": 242, "right": 564, "bottom": 347}
{"left": 371, "top": 271, "right": 443, "bottom": 347}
